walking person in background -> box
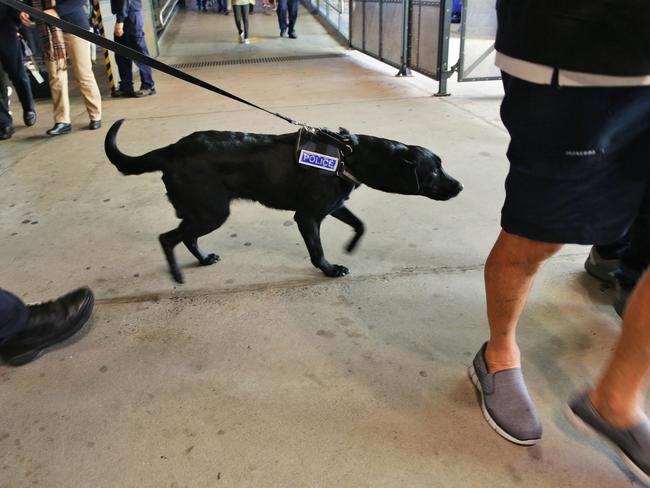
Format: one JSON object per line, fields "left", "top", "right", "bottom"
{"left": 0, "top": 3, "right": 37, "bottom": 141}
{"left": 276, "top": 0, "right": 296, "bottom": 38}
{"left": 20, "top": 0, "right": 102, "bottom": 136}
{"left": 111, "top": 0, "right": 156, "bottom": 97}
{"left": 196, "top": 0, "right": 207, "bottom": 12}
{"left": 216, "top": 0, "right": 228, "bottom": 14}
{"left": 232, "top": 0, "right": 250, "bottom": 44}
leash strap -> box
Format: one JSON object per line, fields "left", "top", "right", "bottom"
{"left": 0, "top": 0, "right": 303, "bottom": 126}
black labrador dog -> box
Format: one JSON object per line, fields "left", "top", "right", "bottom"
{"left": 105, "top": 119, "right": 463, "bottom": 283}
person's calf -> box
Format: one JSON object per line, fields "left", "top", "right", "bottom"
{"left": 484, "top": 231, "right": 562, "bottom": 372}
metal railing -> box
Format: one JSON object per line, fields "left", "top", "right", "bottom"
{"left": 159, "top": 0, "right": 179, "bottom": 28}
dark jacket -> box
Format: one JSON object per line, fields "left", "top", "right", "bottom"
{"left": 54, "top": 0, "right": 91, "bottom": 29}
{"left": 110, "top": 0, "right": 142, "bottom": 23}
{"left": 0, "top": 3, "right": 20, "bottom": 26}
{"left": 495, "top": 0, "right": 650, "bottom": 77}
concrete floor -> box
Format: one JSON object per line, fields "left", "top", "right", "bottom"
{"left": 0, "top": 7, "right": 641, "bottom": 488}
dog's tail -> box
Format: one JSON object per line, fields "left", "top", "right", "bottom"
{"left": 105, "top": 119, "right": 166, "bottom": 175}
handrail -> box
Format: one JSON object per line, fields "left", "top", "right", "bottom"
{"left": 159, "top": 0, "right": 179, "bottom": 27}
{"left": 322, "top": 0, "right": 344, "bottom": 14}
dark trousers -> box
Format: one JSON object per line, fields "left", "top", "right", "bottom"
{"left": 615, "top": 190, "right": 650, "bottom": 290}
{"left": 233, "top": 4, "right": 249, "bottom": 37}
{"left": 114, "top": 11, "right": 154, "bottom": 91}
{"left": 276, "top": 0, "right": 297, "bottom": 34}
{"left": 0, "top": 289, "right": 28, "bottom": 343}
{"left": 0, "top": 22, "right": 35, "bottom": 129}
{"left": 196, "top": 0, "right": 206, "bottom": 9}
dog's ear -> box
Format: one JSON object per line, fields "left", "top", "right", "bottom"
{"left": 338, "top": 127, "right": 351, "bottom": 136}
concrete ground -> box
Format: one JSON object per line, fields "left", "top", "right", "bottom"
{"left": 0, "top": 6, "right": 641, "bottom": 488}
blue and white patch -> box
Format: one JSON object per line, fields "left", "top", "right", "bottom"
{"left": 298, "top": 149, "right": 339, "bottom": 173}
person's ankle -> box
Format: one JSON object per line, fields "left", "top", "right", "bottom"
{"left": 485, "top": 341, "right": 521, "bottom": 373}
{"left": 589, "top": 388, "right": 647, "bottom": 429}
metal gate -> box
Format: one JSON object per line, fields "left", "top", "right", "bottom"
{"left": 346, "top": 0, "right": 498, "bottom": 93}
{"left": 458, "top": 0, "right": 500, "bottom": 81}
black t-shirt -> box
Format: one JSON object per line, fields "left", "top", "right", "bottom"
{"left": 495, "top": 0, "right": 650, "bottom": 77}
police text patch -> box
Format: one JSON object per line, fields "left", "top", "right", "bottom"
{"left": 298, "top": 149, "right": 339, "bottom": 173}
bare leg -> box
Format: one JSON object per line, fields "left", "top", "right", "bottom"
{"left": 484, "top": 230, "right": 562, "bottom": 373}
{"left": 590, "top": 269, "right": 650, "bottom": 428}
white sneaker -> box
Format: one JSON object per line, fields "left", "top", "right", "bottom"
{"left": 238, "top": 31, "right": 244, "bottom": 43}
{"left": 244, "top": 37, "right": 250, "bottom": 44}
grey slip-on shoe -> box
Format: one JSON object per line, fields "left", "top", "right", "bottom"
{"left": 566, "top": 391, "right": 650, "bottom": 486}
{"left": 468, "top": 342, "right": 542, "bottom": 445}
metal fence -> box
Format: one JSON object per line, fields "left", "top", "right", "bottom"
{"left": 409, "top": 0, "right": 441, "bottom": 79}
{"left": 349, "top": 0, "right": 445, "bottom": 82}
{"left": 309, "top": 0, "right": 499, "bottom": 94}
{"left": 349, "top": 0, "right": 407, "bottom": 69}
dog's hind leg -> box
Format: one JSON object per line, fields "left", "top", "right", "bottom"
{"left": 330, "top": 206, "right": 365, "bottom": 253}
{"left": 159, "top": 227, "right": 185, "bottom": 284}
{"left": 294, "top": 212, "right": 350, "bottom": 278}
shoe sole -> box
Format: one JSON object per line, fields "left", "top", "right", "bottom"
{"left": 564, "top": 404, "right": 650, "bottom": 486}
{"left": 4, "top": 293, "right": 95, "bottom": 367}
{"left": 468, "top": 364, "right": 541, "bottom": 446}
{"left": 584, "top": 256, "right": 618, "bottom": 285}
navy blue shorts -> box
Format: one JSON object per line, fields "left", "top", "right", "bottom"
{"left": 500, "top": 73, "right": 650, "bottom": 245}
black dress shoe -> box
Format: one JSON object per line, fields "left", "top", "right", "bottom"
{"left": 89, "top": 120, "right": 102, "bottom": 130}
{"left": 280, "top": 30, "right": 286, "bottom": 37}
{"left": 46, "top": 123, "right": 72, "bottom": 136}
{"left": 23, "top": 110, "right": 37, "bottom": 127}
{"left": 111, "top": 89, "right": 136, "bottom": 98}
{"left": 134, "top": 87, "right": 156, "bottom": 97}
{"left": 289, "top": 31, "right": 297, "bottom": 39}
{"left": 0, "top": 126, "right": 15, "bottom": 140}
{"left": 0, "top": 287, "right": 94, "bottom": 366}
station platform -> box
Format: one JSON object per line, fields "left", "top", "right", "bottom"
{"left": 0, "top": 5, "right": 634, "bottom": 488}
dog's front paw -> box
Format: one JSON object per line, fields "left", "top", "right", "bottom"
{"left": 324, "top": 265, "right": 350, "bottom": 278}
{"left": 200, "top": 253, "right": 221, "bottom": 265}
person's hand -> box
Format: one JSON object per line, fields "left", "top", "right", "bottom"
{"left": 19, "top": 12, "right": 34, "bottom": 26}
{"left": 114, "top": 22, "right": 124, "bottom": 37}
{"left": 43, "top": 8, "right": 59, "bottom": 17}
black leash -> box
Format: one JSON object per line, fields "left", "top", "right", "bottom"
{"left": 3, "top": 0, "right": 363, "bottom": 181}
{"left": 0, "top": 0, "right": 303, "bottom": 126}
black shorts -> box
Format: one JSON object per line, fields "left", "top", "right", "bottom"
{"left": 500, "top": 73, "right": 650, "bottom": 245}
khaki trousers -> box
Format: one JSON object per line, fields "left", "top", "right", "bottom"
{"left": 47, "top": 33, "right": 102, "bottom": 124}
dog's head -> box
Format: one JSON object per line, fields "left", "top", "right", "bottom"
{"left": 404, "top": 145, "right": 463, "bottom": 201}
{"left": 339, "top": 130, "right": 462, "bottom": 200}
